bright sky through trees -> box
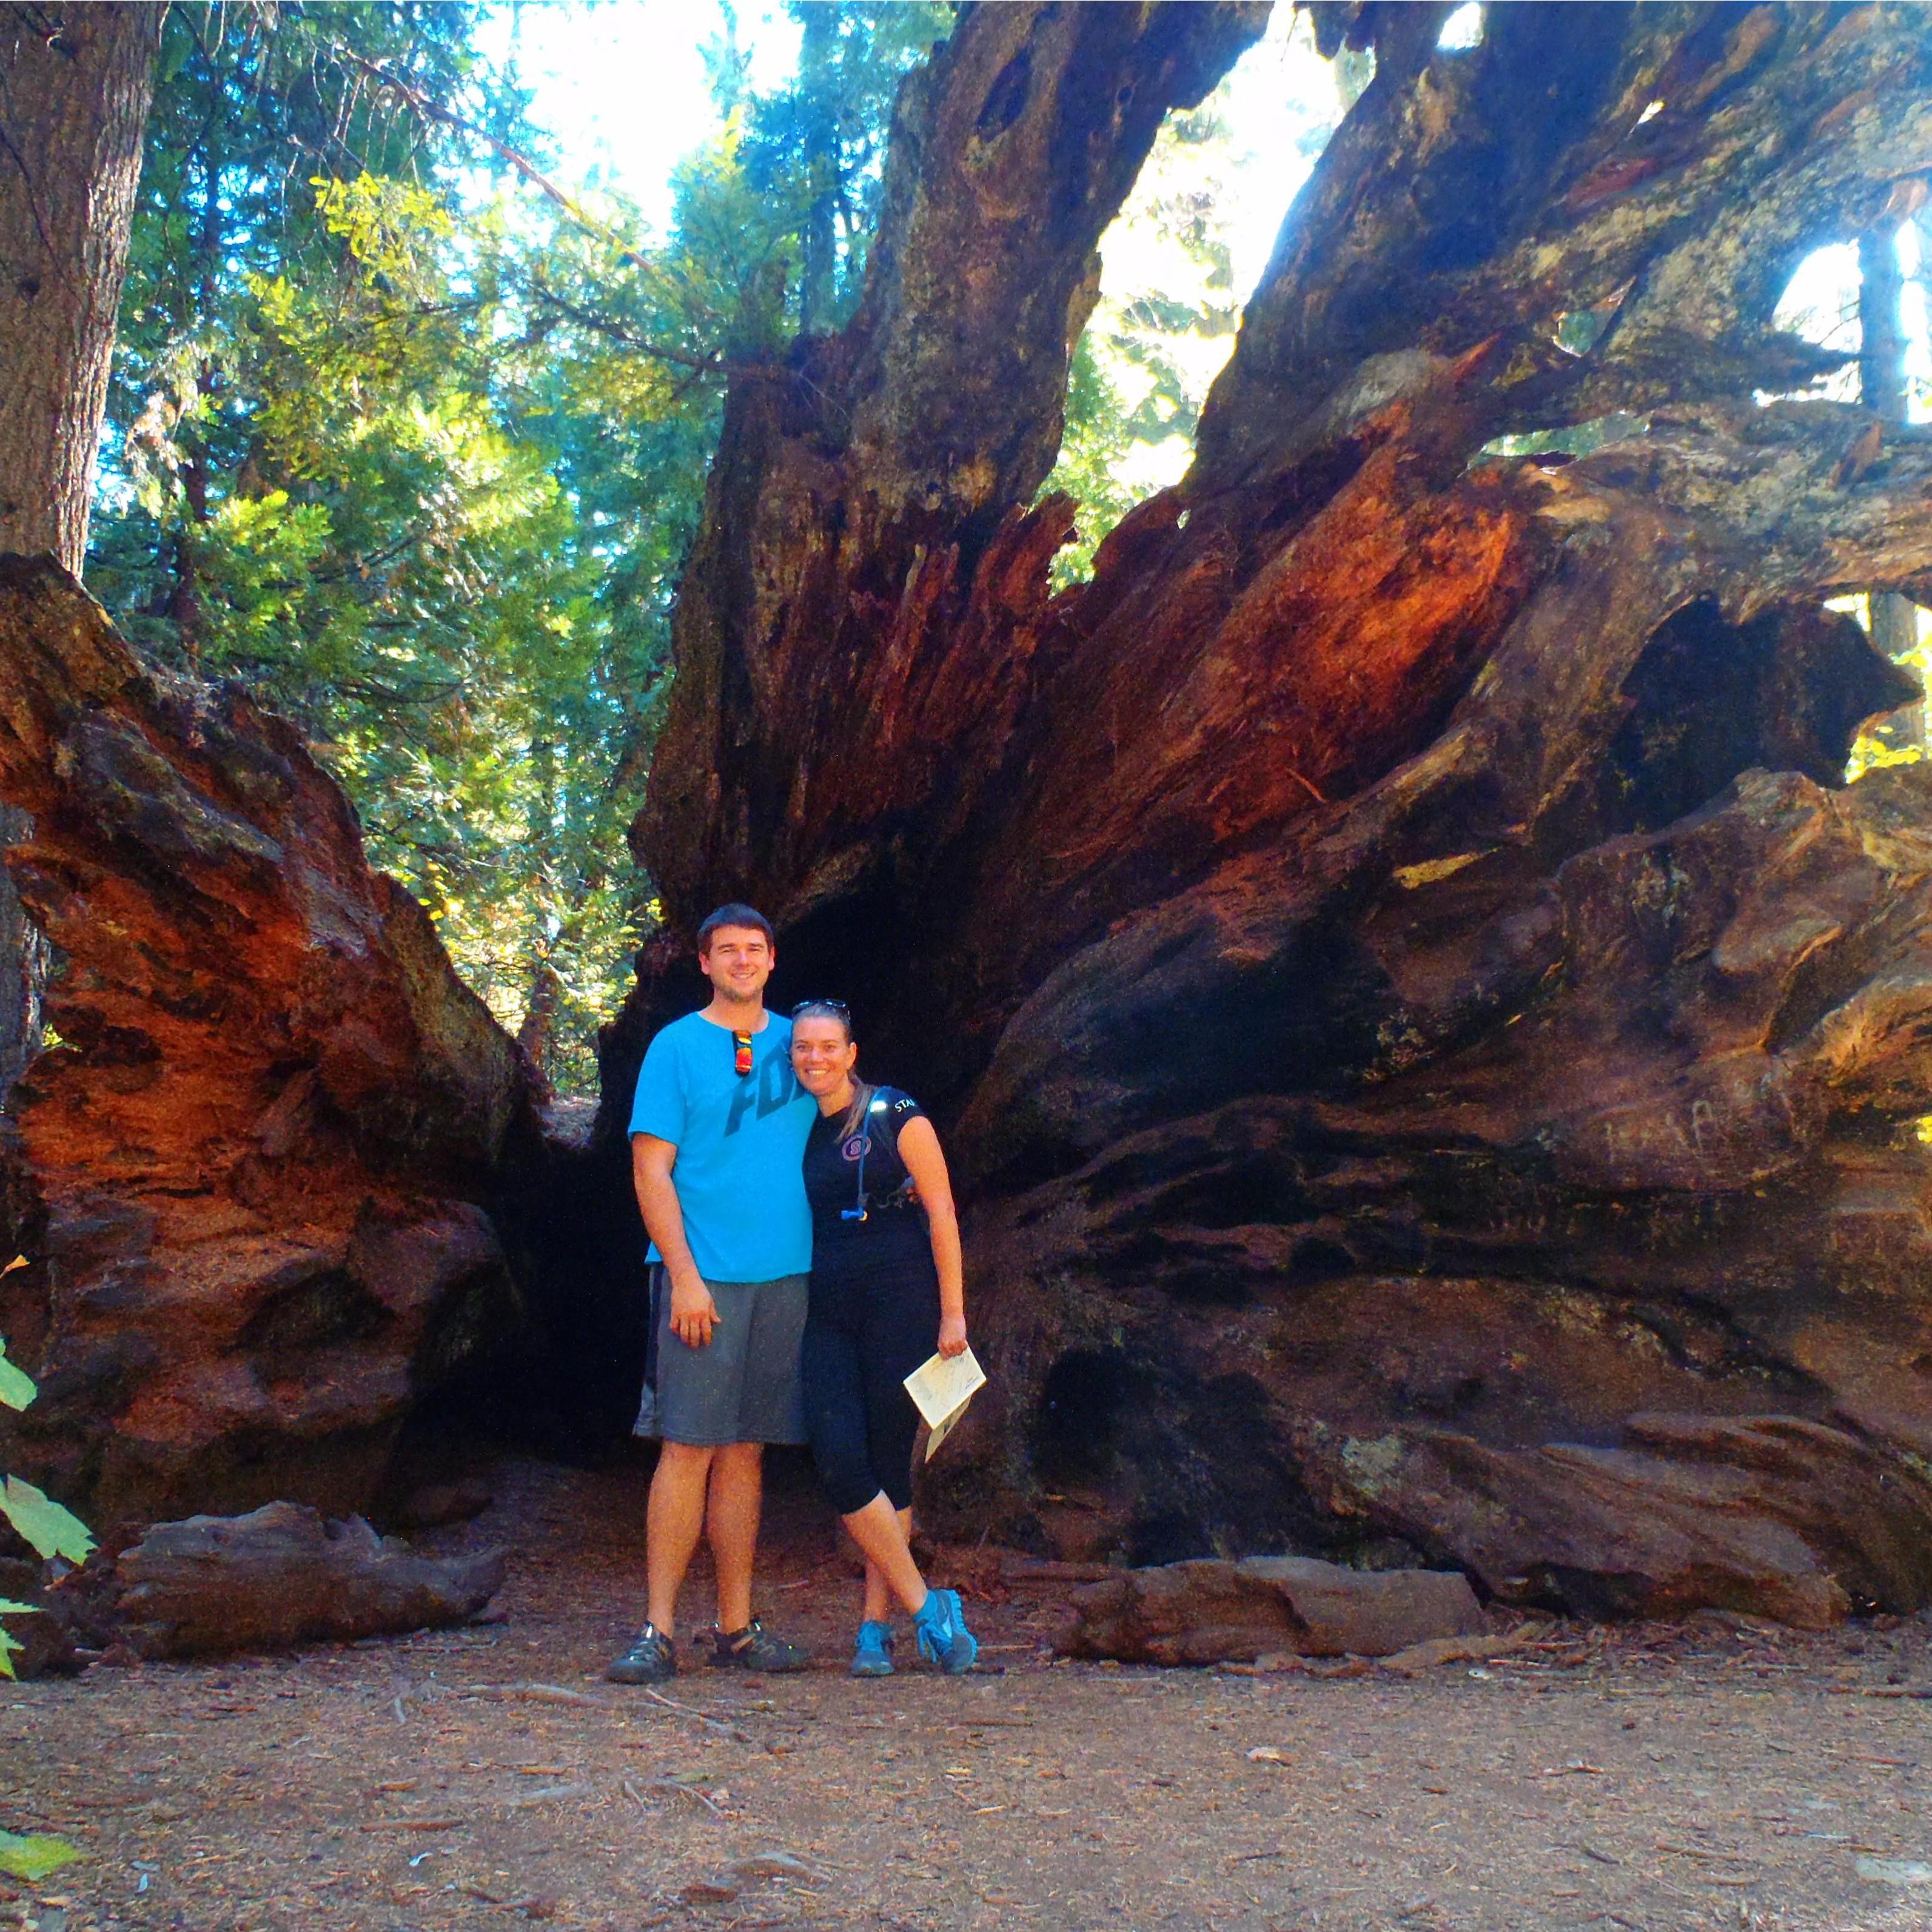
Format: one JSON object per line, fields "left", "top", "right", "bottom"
{"left": 482, "top": 1, "right": 1329, "bottom": 295}
{"left": 474, "top": 2, "right": 807, "bottom": 238}
{"left": 477, "top": 2, "right": 1348, "bottom": 558}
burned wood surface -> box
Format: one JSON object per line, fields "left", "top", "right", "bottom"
{"left": 612, "top": 3, "right": 1932, "bottom": 1621}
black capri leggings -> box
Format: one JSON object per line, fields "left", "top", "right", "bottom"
{"left": 802, "top": 1261, "right": 941, "bottom": 1515}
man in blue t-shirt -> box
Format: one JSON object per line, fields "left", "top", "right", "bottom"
{"left": 606, "top": 902, "right": 817, "bottom": 1685}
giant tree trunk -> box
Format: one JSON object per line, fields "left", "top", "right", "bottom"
{"left": 612, "top": 2, "right": 1932, "bottom": 1623}
{"left": 0, "top": 558, "right": 544, "bottom": 1537}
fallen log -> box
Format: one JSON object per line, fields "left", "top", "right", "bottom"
{"left": 111, "top": 1500, "right": 505, "bottom": 1659}
{"left": 605, "top": 2, "right": 1932, "bottom": 1626}
{"left": 1057, "top": 1554, "right": 1484, "bottom": 1665}
{"left": 0, "top": 1556, "right": 79, "bottom": 1678}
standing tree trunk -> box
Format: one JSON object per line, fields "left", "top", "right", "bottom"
{"left": 610, "top": 2, "right": 1932, "bottom": 1625}
{"left": 797, "top": 2, "right": 839, "bottom": 336}
{"left": 0, "top": 2, "right": 159, "bottom": 570}
{"left": 0, "top": 3, "right": 159, "bottom": 1099}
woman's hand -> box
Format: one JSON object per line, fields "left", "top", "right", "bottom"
{"left": 937, "top": 1310, "right": 968, "bottom": 1358}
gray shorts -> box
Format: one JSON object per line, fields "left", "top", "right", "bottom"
{"left": 632, "top": 1267, "right": 809, "bottom": 1447}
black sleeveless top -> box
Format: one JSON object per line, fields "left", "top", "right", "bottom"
{"left": 802, "top": 1086, "right": 933, "bottom": 1279}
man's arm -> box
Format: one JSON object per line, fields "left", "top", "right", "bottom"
{"left": 632, "top": 1133, "right": 719, "bottom": 1348}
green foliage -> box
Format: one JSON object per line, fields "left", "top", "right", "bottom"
{"left": 0, "top": 1828, "right": 84, "bottom": 1882}
{"left": 730, "top": 2, "right": 952, "bottom": 333}
{"left": 0, "top": 1297, "right": 92, "bottom": 1679}
{"left": 0, "top": 1478, "right": 95, "bottom": 1566}
{"left": 0, "top": 1339, "right": 33, "bottom": 1413}
{"left": 90, "top": 3, "right": 646, "bottom": 1090}
{"left": 0, "top": 1597, "right": 35, "bottom": 1682}
{"left": 1044, "top": 96, "right": 1247, "bottom": 585}
{"left": 89, "top": 2, "right": 950, "bottom": 1092}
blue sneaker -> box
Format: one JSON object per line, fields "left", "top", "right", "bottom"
{"left": 851, "top": 1620, "right": 895, "bottom": 1677}
{"left": 914, "top": 1588, "right": 978, "bottom": 1674}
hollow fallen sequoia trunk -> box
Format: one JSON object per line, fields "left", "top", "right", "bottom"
{"left": 612, "top": 2, "right": 1932, "bottom": 1623}
{"left": 0, "top": 558, "right": 542, "bottom": 1535}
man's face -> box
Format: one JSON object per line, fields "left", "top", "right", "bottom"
{"left": 700, "top": 925, "right": 774, "bottom": 1003}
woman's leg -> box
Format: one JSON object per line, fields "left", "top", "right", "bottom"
{"left": 843, "top": 1493, "right": 927, "bottom": 1618}
{"left": 842, "top": 1269, "right": 943, "bottom": 1618}
{"left": 860, "top": 1506, "right": 914, "bottom": 1622}
{"left": 860, "top": 1270, "right": 937, "bottom": 1520}
{"left": 803, "top": 1313, "right": 912, "bottom": 1618}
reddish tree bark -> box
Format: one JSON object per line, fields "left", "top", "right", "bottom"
{"left": 613, "top": 2, "right": 1932, "bottom": 1621}
{"left": 0, "top": 559, "right": 543, "bottom": 1532}
{"left": 633, "top": 2, "right": 1273, "bottom": 933}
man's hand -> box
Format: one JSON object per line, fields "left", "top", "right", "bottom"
{"left": 937, "top": 1310, "right": 968, "bottom": 1359}
{"left": 670, "top": 1269, "right": 720, "bottom": 1349}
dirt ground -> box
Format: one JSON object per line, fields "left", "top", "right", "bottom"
{"left": 6, "top": 1452, "right": 1932, "bottom": 1932}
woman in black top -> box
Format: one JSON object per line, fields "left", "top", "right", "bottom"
{"left": 790, "top": 1000, "right": 977, "bottom": 1676}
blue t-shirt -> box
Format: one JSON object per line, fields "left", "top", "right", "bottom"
{"left": 628, "top": 1010, "right": 814, "bottom": 1281}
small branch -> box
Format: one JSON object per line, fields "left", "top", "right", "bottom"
{"left": 336, "top": 48, "right": 782, "bottom": 386}
{"left": 330, "top": 45, "right": 648, "bottom": 269}
{"left": 637, "top": 1684, "right": 759, "bottom": 1742}
{"left": 523, "top": 272, "right": 781, "bottom": 383}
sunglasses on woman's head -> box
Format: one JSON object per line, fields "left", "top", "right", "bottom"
{"left": 791, "top": 999, "right": 851, "bottom": 1019}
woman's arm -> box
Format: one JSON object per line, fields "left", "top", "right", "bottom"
{"left": 896, "top": 1116, "right": 967, "bottom": 1357}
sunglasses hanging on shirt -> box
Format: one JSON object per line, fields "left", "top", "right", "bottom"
{"left": 733, "top": 1030, "right": 754, "bottom": 1077}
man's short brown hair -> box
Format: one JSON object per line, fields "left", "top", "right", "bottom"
{"left": 696, "top": 902, "right": 776, "bottom": 954}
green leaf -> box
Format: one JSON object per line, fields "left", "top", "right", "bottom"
{"left": 0, "top": 1477, "right": 95, "bottom": 1563}
{"left": 0, "top": 1828, "right": 84, "bottom": 1880}
{"left": 0, "top": 1340, "right": 35, "bottom": 1411}
{"left": 0, "top": 1596, "right": 38, "bottom": 1682}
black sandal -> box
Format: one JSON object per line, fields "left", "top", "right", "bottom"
{"left": 606, "top": 1623, "right": 677, "bottom": 1683}
{"left": 708, "top": 1618, "right": 809, "bottom": 1671}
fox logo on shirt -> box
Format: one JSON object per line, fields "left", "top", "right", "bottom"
{"left": 725, "top": 1048, "right": 800, "bottom": 1136}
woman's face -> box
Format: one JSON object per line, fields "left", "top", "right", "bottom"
{"left": 791, "top": 1015, "right": 857, "bottom": 1097}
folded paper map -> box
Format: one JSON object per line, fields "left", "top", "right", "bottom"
{"left": 902, "top": 1346, "right": 987, "bottom": 1461}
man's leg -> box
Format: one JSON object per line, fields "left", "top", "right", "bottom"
{"left": 705, "top": 1440, "right": 763, "bottom": 1634}
{"left": 646, "top": 1440, "right": 716, "bottom": 1632}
